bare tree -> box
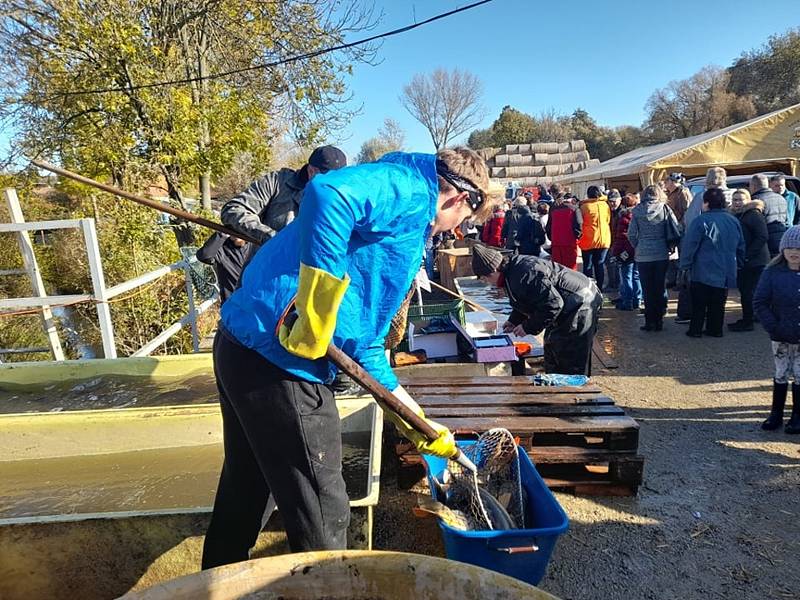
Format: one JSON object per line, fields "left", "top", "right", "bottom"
{"left": 644, "top": 66, "right": 756, "bottom": 142}
{"left": 401, "top": 68, "right": 485, "bottom": 149}
{"left": 356, "top": 117, "right": 405, "bottom": 163}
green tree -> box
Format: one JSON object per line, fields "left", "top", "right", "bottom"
{"left": 1, "top": 0, "right": 376, "bottom": 239}
{"left": 728, "top": 28, "right": 800, "bottom": 114}
{"left": 356, "top": 118, "right": 405, "bottom": 164}
{"left": 467, "top": 127, "right": 494, "bottom": 149}
{"left": 489, "top": 106, "right": 537, "bottom": 148}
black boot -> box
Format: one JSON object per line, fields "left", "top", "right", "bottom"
{"left": 762, "top": 381, "right": 788, "bottom": 430}
{"left": 785, "top": 384, "right": 800, "bottom": 434}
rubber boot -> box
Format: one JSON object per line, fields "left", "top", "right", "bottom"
{"left": 785, "top": 384, "right": 800, "bottom": 434}
{"left": 762, "top": 381, "right": 788, "bottom": 431}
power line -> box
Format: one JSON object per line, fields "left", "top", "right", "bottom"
{"left": 54, "top": 0, "right": 497, "bottom": 98}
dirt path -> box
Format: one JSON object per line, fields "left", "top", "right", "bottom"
{"left": 541, "top": 296, "right": 800, "bottom": 600}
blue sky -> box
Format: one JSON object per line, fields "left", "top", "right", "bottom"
{"left": 335, "top": 0, "right": 798, "bottom": 159}
{"left": 2, "top": 0, "right": 796, "bottom": 165}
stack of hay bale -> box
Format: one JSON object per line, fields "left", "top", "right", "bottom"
{"left": 478, "top": 140, "right": 600, "bottom": 187}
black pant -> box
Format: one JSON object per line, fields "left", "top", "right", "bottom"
{"left": 677, "top": 281, "right": 692, "bottom": 320}
{"left": 637, "top": 260, "right": 669, "bottom": 327}
{"left": 202, "top": 330, "right": 349, "bottom": 569}
{"left": 737, "top": 266, "right": 764, "bottom": 324}
{"left": 689, "top": 282, "right": 728, "bottom": 336}
{"left": 543, "top": 293, "right": 602, "bottom": 376}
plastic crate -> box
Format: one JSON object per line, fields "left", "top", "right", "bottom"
{"left": 422, "top": 442, "right": 569, "bottom": 586}
{"left": 395, "top": 300, "right": 465, "bottom": 353}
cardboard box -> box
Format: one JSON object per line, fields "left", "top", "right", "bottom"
{"left": 464, "top": 311, "right": 499, "bottom": 336}
{"left": 407, "top": 317, "right": 460, "bottom": 359}
{"left": 451, "top": 319, "right": 518, "bottom": 363}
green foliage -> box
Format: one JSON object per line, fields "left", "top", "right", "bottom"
{"left": 356, "top": 118, "right": 405, "bottom": 164}
{"left": 468, "top": 106, "right": 644, "bottom": 161}
{"left": 1, "top": 0, "right": 375, "bottom": 203}
{"left": 728, "top": 28, "right": 800, "bottom": 115}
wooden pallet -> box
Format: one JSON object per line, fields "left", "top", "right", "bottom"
{"left": 395, "top": 376, "right": 643, "bottom": 496}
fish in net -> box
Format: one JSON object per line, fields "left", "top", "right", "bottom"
{"left": 436, "top": 428, "right": 525, "bottom": 531}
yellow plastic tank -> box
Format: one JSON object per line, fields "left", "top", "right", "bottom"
{"left": 119, "top": 551, "right": 559, "bottom": 600}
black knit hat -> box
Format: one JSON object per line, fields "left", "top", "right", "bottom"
{"left": 471, "top": 244, "right": 504, "bottom": 277}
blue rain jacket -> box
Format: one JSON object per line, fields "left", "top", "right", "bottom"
{"left": 220, "top": 152, "right": 438, "bottom": 390}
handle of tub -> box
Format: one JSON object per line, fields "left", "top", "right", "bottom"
{"left": 493, "top": 544, "right": 540, "bottom": 554}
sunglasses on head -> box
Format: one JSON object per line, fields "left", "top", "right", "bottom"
{"left": 435, "top": 159, "right": 485, "bottom": 212}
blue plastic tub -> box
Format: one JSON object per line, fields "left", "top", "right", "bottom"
{"left": 422, "top": 442, "right": 569, "bottom": 586}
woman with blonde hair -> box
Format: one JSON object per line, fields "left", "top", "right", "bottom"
{"left": 728, "top": 188, "right": 769, "bottom": 331}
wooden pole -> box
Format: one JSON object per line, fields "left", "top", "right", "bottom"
{"left": 31, "top": 160, "right": 260, "bottom": 245}
{"left": 429, "top": 280, "right": 493, "bottom": 313}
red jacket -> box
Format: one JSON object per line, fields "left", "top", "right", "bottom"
{"left": 611, "top": 208, "right": 635, "bottom": 259}
{"left": 546, "top": 204, "right": 582, "bottom": 246}
{"left": 481, "top": 212, "right": 506, "bottom": 247}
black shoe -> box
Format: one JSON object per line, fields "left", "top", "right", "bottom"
{"left": 728, "top": 320, "right": 754, "bottom": 332}
{"left": 763, "top": 381, "right": 788, "bottom": 430}
{"left": 640, "top": 324, "right": 655, "bottom": 331}
{"left": 703, "top": 330, "right": 723, "bottom": 338}
{"left": 675, "top": 317, "right": 691, "bottom": 324}
{"left": 786, "top": 384, "right": 800, "bottom": 434}
{"left": 686, "top": 331, "right": 702, "bottom": 338}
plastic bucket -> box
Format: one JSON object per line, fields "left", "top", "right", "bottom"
{"left": 119, "top": 550, "right": 559, "bottom": 599}
{"left": 423, "top": 443, "right": 569, "bottom": 586}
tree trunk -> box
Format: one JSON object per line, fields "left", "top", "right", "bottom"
{"left": 199, "top": 172, "right": 211, "bottom": 211}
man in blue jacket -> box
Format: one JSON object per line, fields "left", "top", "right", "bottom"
{"left": 202, "top": 148, "right": 495, "bottom": 568}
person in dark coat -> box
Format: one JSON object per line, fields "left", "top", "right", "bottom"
{"left": 753, "top": 225, "right": 800, "bottom": 434}
{"left": 501, "top": 199, "right": 533, "bottom": 252}
{"left": 728, "top": 189, "right": 769, "bottom": 332}
{"left": 680, "top": 188, "right": 745, "bottom": 338}
{"left": 221, "top": 145, "right": 346, "bottom": 244}
{"left": 196, "top": 233, "right": 253, "bottom": 304}
{"left": 750, "top": 173, "right": 789, "bottom": 257}
{"left": 516, "top": 210, "right": 546, "bottom": 256}
{"left": 472, "top": 244, "right": 603, "bottom": 375}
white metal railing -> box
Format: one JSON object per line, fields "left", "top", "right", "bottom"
{"left": 1, "top": 188, "right": 218, "bottom": 360}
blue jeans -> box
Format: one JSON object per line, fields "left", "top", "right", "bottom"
{"left": 582, "top": 248, "right": 608, "bottom": 290}
{"left": 637, "top": 260, "right": 669, "bottom": 326}
{"left": 617, "top": 261, "right": 642, "bottom": 310}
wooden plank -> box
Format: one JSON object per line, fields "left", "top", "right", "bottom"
{"left": 404, "top": 385, "right": 602, "bottom": 396}
{"left": 437, "top": 415, "right": 639, "bottom": 434}
{"left": 401, "top": 375, "right": 600, "bottom": 392}
{"left": 416, "top": 393, "right": 615, "bottom": 407}
{"left": 425, "top": 405, "right": 625, "bottom": 418}
{"left": 592, "top": 339, "right": 619, "bottom": 370}
{"left": 528, "top": 446, "right": 640, "bottom": 463}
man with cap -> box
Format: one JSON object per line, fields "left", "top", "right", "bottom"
{"left": 472, "top": 244, "right": 603, "bottom": 375}
{"left": 665, "top": 173, "right": 692, "bottom": 288}
{"left": 222, "top": 145, "right": 347, "bottom": 245}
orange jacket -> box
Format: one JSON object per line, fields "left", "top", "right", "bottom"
{"left": 579, "top": 198, "right": 612, "bottom": 250}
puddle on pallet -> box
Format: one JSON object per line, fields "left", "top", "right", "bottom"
{"left": 0, "top": 373, "right": 220, "bottom": 414}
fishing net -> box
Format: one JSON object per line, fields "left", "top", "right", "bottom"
{"left": 179, "top": 246, "right": 218, "bottom": 301}
{"left": 444, "top": 428, "right": 525, "bottom": 531}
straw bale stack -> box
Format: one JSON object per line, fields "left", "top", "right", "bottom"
{"left": 480, "top": 139, "right": 596, "bottom": 188}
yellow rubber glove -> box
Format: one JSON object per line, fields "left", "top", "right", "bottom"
{"left": 279, "top": 263, "right": 350, "bottom": 360}
{"left": 386, "top": 386, "right": 457, "bottom": 459}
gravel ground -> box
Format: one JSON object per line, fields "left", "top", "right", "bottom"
{"left": 375, "top": 293, "right": 800, "bottom": 600}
